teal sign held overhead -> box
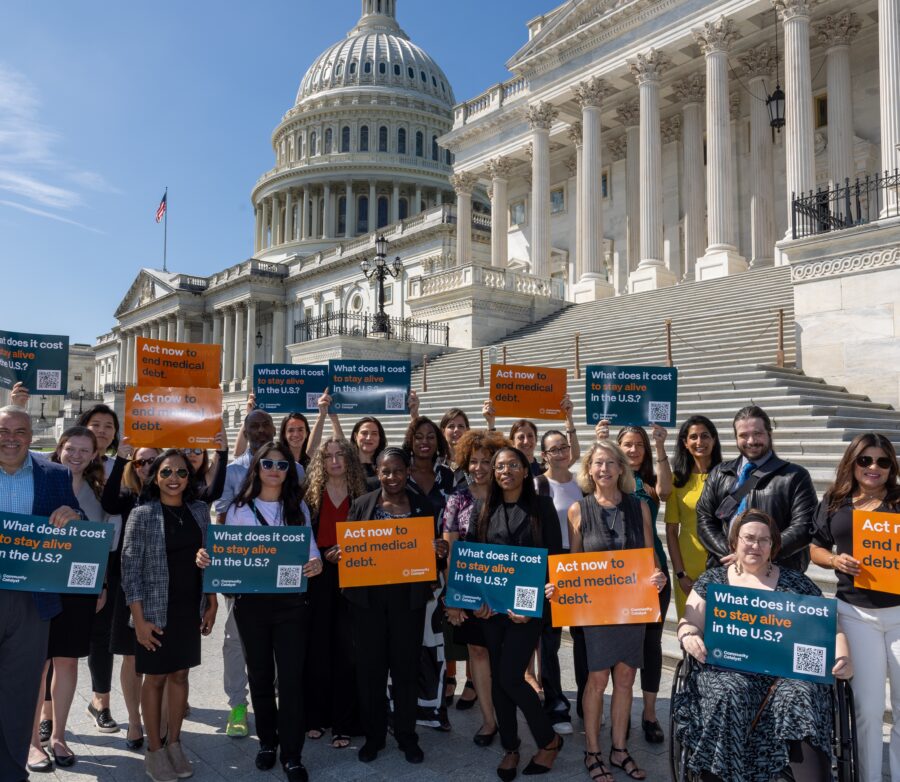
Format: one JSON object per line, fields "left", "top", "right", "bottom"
{"left": 253, "top": 364, "right": 328, "bottom": 414}
{"left": 328, "top": 359, "right": 410, "bottom": 415}
{"left": 584, "top": 364, "right": 678, "bottom": 427}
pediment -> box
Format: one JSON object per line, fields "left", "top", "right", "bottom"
{"left": 114, "top": 269, "right": 177, "bottom": 318}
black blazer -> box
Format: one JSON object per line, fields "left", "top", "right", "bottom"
{"left": 342, "top": 488, "right": 437, "bottom": 609}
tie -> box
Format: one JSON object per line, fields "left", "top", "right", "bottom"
{"left": 733, "top": 461, "right": 757, "bottom": 518}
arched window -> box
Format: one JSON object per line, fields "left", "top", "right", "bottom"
{"left": 336, "top": 62, "right": 343, "bottom": 77}
{"left": 431, "top": 135, "right": 439, "bottom": 161}
{"left": 415, "top": 131, "right": 424, "bottom": 157}
{"left": 420, "top": 70, "right": 427, "bottom": 82}
{"left": 445, "top": 149, "right": 452, "bottom": 166}
{"left": 349, "top": 61, "right": 357, "bottom": 74}
{"left": 337, "top": 196, "right": 346, "bottom": 235}
{"left": 379, "top": 62, "right": 386, "bottom": 75}
{"left": 377, "top": 196, "right": 389, "bottom": 229}
{"left": 310, "top": 131, "right": 317, "bottom": 156}
{"left": 364, "top": 61, "right": 372, "bottom": 74}
{"left": 393, "top": 63, "right": 401, "bottom": 76}
{"left": 399, "top": 198, "right": 408, "bottom": 220}
{"left": 378, "top": 126, "right": 388, "bottom": 152}
{"left": 341, "top": 126, "right": 350, "bottom": 152}
{"left": 324, "top": 128, "right": 333, "bottom": 153}
{"left": 408, "top": 66, "right": 414, "bottom": 79}
{"left": 359, "top": 125, "right": 369, "bottom": 152}
{"left": 397, "top": 127, "right": 407, "bottom": 154}
{"left": 358, "top": 195, "right": 369, "bottom": 233}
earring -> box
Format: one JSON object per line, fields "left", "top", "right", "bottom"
{"left": 765, "top": 560, "right": 773, "bottom": 576}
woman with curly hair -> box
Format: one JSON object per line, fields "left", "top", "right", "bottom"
{"left": 302, "top": 438, "right": 368, "bottom": 748}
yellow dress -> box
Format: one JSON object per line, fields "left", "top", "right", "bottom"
{"left": 664, "top": 472, "right": 709, "bottom": 617}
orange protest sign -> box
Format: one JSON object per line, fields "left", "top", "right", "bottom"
{"left": 490, "top": 364, "right": 567, "bottom": 420}
{"left": 337, "top": 516, "right": 436, "bottom": 588}
{"left": 123, "top": 386, "right": 223, "bottom": 449}
{"left": 136, "top": 337, "right": 221, "bottom": 388}
{"left": 549, "top": 548, "right": 660, "bottom": 627}
{"left": 853, "top": 509, "right": 900, "bottom": 594}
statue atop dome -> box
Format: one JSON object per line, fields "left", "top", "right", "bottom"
{"left": 352, "top": 0, "right": 404, "bottom": 36}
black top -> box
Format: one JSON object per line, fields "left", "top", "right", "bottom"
{"left": 193, "top": 451, "right": 228, "bottom": 505}
{"left": 483, "top": 495, "right": 563, "bottom": 555}
{"left": 100, "top": 456, "right": 143, "bottom": 556}
{"left": 162, "top": 504, "right": 203, "bottom": 617}
{"left": 811, "top": 496, "right": 900, "bottom": 609}
{"left": 578, "top": 493, "right": 645, "bottom": 553}
{"left": 408, "top": 463, "right": 456, "bottom": 524}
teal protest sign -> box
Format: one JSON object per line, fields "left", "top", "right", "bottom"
{"left": 0, "top": 513, "right": 111, "bottom": 594}
{"left": 203, "top": 525, "right": 311, "bottom": 594}
{"left": 253, "top": 364, "right": 328, "bottom": 414}
{"left": 328, "top": 359, "right": 410, "bottom": 415}
{"left": 584, "top": 364, "right": 677, "bottom": 427}
{"left": 705, "top": 584, "right": 836, "bottom": 684}
{"left": 0, "top": 329, "right": 69, "bottom": 395}
{"left": 445, "top": 541, "right": 548, "bottom": 618}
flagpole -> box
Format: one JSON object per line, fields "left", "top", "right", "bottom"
{"left": 162, "top": 186, "right": 168, "bottom": 272}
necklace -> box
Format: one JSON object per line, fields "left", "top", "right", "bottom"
{"left": 162, "top": 504, "right": 184, "bottom": 526}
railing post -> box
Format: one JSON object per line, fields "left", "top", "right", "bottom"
{"left": 574, "top": 332, "right": 581, "bottom": 380}
{"left": 422, "top": 354, "right": 428, "bottom": 392}
{"left": 502, "top": 345, "right": 507, "bottom": 364}
{"left": 479, "top": 349, "right": 485, "bottom": 387}
{"left": 665, "top": 320, "right": 673, "bottom": 367}
{"left": 775, "top": 308, "right": 785, "bottom": 368}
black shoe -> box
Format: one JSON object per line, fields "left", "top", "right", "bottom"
{"left": 49, "top": 744, "right": 75, "bottom": 768}
{"left": 86, "top": 703, "right": 119, "bottom": 733}
{"left": 497, "top": 749, "right": 519, "bottom": 781}
{"left": 642, "top": 718, "right": 664, "bottom": 744}
{"left": 26, "top": 750, "right": 52, "bottom": 773}
{"left": 284, "top": 761, "right": 309, "bottom": 782}
{"left": 402, "top": 742, "right": 424, "bottom": 764}
{"left": 456, "top": 680, "right": 478, "bottom": 711}
{"left": 473, "top": 728, "right": 498, "bottom": 747}
{"left": 256, "top": 744, "right": 278, "bottom": 771}
{"left": 357, "top": 740, "right": 384, "bottom": 763}
{"left": 522, "top": 735, "right": 563, "bottom": 776}
{"left": 38, "top": 720, "right": 52, "bottom": 747}
{"left": 125, "top": 729, "right": 144, "bottom": 751}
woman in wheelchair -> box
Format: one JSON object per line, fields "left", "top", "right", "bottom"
{"left": 673, "top": 509, "right": 852, "bottom": 782}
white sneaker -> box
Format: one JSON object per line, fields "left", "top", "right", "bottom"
{"left": 553, "top": 721, "right": 574, "bottom": 735}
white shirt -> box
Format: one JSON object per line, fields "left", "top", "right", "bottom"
{"left": 224, "top": 498, "right": 320, "bottom": 561}
{"left": 539, "top": 475, "right": 582, "bottom": 550}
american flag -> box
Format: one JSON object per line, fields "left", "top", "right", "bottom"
{"left": 155, "top": 192, "right": 167, "bottom": 223}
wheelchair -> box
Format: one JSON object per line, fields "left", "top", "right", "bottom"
{"left": 668, "top": 654, "right": 859, "bottom": 782}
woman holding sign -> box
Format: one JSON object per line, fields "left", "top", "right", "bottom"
{"left": 476, "top": 445, "right": 564, "bottom": 780}
{"left": 811, "top": 434, "right": 900, "bottom": 782}
{"left": 197, "top": 442, "right": 323, "bottom": 782}
{"left": 563, "top": 441, "right": 666, "bottom": 781}
{"left": 122, "top": 450, "right": 218, "bottom": 782}
{"left": 675, "top": 510, "right": 852, "bottom": 782}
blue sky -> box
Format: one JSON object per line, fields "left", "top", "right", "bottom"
{"left": 1, "top": 0, "right": 552, "bottom": 344}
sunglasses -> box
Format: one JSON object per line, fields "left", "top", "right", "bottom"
{"left": 159, "top": 467, "right": 189, "bottom": 479}
{"left": 856, "top": 455, "right": 892, "bottom": 470}
{"left": 260, "top": 459, "right": 290, "bottom": 472}
{"left": 132, "top": 458, "right": 155, "bottom": 468}
{"left": 182, "top": 448, "right": 204, "bottom": 456}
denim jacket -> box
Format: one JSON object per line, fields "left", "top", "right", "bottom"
{"left": 121, "top": 499, "right": 210, "bottom": 628}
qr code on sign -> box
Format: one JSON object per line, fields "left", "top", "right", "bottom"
{"left": 67, "top": 562, "right": 99, "bottom": 589}
{"left": 647, "top": 401, "right": 670, "bottom": 423}
{"left": 385, "top": 392, "right": 405, "bottom": 411}
{"left": 513, "top": 586, "right": 538, "bottom": 613}
{"left": 793, "top": 643, "right": 827, "bottom": 678}
{"left": 36, "top": 369, "right": 62, "bottom": 392}
{"left": 277, "top": 565, "right": 302, "bottom": 589}
{"left": 306, "top": 392, "right": 320, "bottom": 409}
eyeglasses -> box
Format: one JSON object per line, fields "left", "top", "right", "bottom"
{"left": 494, "top": 462, "right": 523, "bottom": 473}
{"left": 132, "top": 458, "right": 155, "bottom": 468}
{"left": 260, "top": 459, "right": 290, "bottom": 472}
{"left": 159, "top": 467, "right": 189, "bottom": 479}
{"left": 182, "top": 448, "right": 204, "bottom": 456}
{"left": 856, "top": 455, "right": 892, "bottom": 470}
{"left": 738, "top": 534, "right": 772, "bottom": 548}
{"left": 543, "top": 446, "right": 571, "bottom": 457}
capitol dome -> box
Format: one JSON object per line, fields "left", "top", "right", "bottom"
{"left": 251, "top": 0, "right": 456, "bottom": 261}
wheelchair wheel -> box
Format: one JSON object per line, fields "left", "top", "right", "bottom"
{"left": 833, "top": 679, "right": 859, "bottom": 782}
{"left": 668, "top": 657, "right": 696, "bottom": 782}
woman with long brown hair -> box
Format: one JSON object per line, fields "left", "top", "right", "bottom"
{"left": 811, "top": 433, "right": 900, "bottom": 782}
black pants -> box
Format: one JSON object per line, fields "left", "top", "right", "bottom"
{"left": 572, "top": 626, "right": 588, "bottom": 719}
{"left": 350, "top": 586, "right": 425, "bottom": 749}
{"left": 640, "top": 575, "right": 671, "bottom": 694}
{"left": 540, "top": 623, "right": 570, "bottom": 724}
{"left": 482, "top": 614, "right": 555, "bottom": 752}
{"left": 88, "top": 584, "right": 115, "bottom": 694}
{"left": 234, "top": 595, "right": 308, "bottom": 765}
{"left": 303, "top": 560, "right": 359, "bottom": 735}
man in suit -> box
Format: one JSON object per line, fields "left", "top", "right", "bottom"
{"left": 0, "top": 405, "right": 80, "bottom": 781}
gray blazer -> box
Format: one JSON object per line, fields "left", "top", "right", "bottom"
{"left": 121, "top": 499, "right": 210, "bottom": 628}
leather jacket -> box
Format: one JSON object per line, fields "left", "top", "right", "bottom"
{"left": 695, "top": 453, "right": 816, "bottom": 572}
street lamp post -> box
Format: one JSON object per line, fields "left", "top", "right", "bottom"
{"left": 360, "top": 234, "right": 403, "bottom": 336}
{"left": 78, "top": 385, "right": 85, "bottom": 414}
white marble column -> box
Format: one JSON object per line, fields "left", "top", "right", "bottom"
{"left": 567, "top": 127, "right": 583, "bottom": 282}
{"left": 284, "top": 190, "right": 294, "bottom": 242}
{"left": 739, "top": 46, "right": 778, "bottom": 266}
{"left": 817, "top": 13, "right": 860, "bottom": 191}
{"left": 574, "top": 76, "right": 615, "bottom": 300}
{"left": 254, "top": 206, "right": 262, "bottom": 253}
{"left": 346, "top": 182, "right": 356, "bottom": 237}
{"left": 221, "top": 309, "right": 234, "bottom": 383}
{"left": 487, "top": 158, "right": 512, "bottom": 268}
{"left": 149, "top": 321, "right": 160, "bottom": 340}
{"left": 451, "top": 172, "right": 476, "bottom": 264}
{"left": 694, "top": 16, "right": 747, "bottom": 278}
{"left": 233, "top": 304, "right": 245, "bottom": 384}
{"left": 271, "top": 304, "right": 285, "bottom": 363}
{"left": 260, "top": 199, "right": 270, "bottom": 249}
{"left": 301, "top": 188, "right": 310, "bottom": 239}
{"left": 175, "top": 315, "right": 185, "bottom": 342}
{"left": 165, "top": 318, "right": 175, "bottom": 342}
{"left": 616, "top": 101, "right": 641, "bottom": 274}
{"left": 436, "top": 190, "right": 443, "bottom": 207}
{"left": 115, "top": 338, "right": 125, "bottom": 383}
{"left": 125, "top": 332, "right": 135, "bottom": 384}
{"left": 881, "top": 0, "right": 900, "bottom": 216}
{"left": 271, "top": 195, "right": 281, "bottom": 245}
{"left": 627, "top": 49, "right": 675, "bottom": 292}
{"left": 674, "top": 75, "right": 706, "bottom": 280}
{"left": 201, "top": 318, "right": 210, "bottom": 344}
{"left": 414, "top": 185, "right": 422, "bottom": 216}
{"left": 391, "top": 184, "right": 400, "bottom": 223}
{"left": 211, "top": 314, "right": 222, "bottom": 381}
{"left": 244, "top": 300, "right": 256, "bottom": 384}
{"left": 368, "top": 181, "right": 376, "bottom": 232}
{"left": 310, "top": 191, "right": 320, "bottom": 240}
{"left": 322, "top": 184, "right": 333, "bottom": 239}
{"left": 773, "top": 1, "right": 815, "bottom": 234}
{"left": 527, "top": 102, "right": 558, "bottom": 280}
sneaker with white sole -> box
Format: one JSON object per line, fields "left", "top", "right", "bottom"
{"left": 552, "top": 720, "right": 573, "bottom": 735}
{"left": 225, "top": 704, "right": 249, "bottom": 738}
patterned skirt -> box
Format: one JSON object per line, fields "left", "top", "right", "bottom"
{"left": 672, "top": 664, "right": 832, "bottom": 782}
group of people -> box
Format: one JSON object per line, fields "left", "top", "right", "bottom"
{"left": 0, "top": 380, "right": 898, "bottom": 782}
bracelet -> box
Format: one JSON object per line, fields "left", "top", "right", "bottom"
{"left": 566, "top": 428, "right": 577, "bottom": 434}
{"left": 675, "top": 570, "right": 686, "bottom": 579}
{"left": 678, "top": 631, "right": 701, "bottom": 646}
{"left": 657, "top": 455, "right": 668, "bottom": 463}
{"left": 830, "top": 554, "right": 837, "bottom": 569}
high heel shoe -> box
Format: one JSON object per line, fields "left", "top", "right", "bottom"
{"left": 497, "top": 749, "right": 519, "bottom": 781}
{"left": 522, "top": 734, "right": 563, "bottom": 775}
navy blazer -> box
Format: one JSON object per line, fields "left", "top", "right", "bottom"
{"left": 30, "top": 457, "right": 81, "bottom": 620}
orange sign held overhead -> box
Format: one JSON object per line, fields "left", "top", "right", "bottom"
{"left": 123, "top": 386, "right": 223, "bottom": 449}
{"left": 853, "top": 509, "right": 900, "bottom": 595}
{"left": 336, "top": 516, "right": 436, "bottom": 588}
{"left": 549, "top": 548, "right": 660, "bottom": 627}
{"left": 136, "top": 337, "right": 221, "bottom": 388}
{"left": 490, "top": 364, "right": 567, "bottom": 420}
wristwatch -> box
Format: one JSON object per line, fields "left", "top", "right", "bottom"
{"left": 676, "top": 570, "right": 686, "bottom": 579}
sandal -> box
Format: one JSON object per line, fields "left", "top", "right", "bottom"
{"left": 584, "top": 750, "right": 613, "bottom": 782}
{"left": 306, "top": 727, "right": 326, "bottom": 740}
{"left": 444, "top": 675, "right": 457, "bottom": 706}
{"left": 331, "top": 734, "right": 350, "bottom": 749}
{"left": 522, "top": 734, "right": 563, "bottom": 775}
{"left": 456, "top": 679, "right": 478, "bottom": 711}
{"left": 609, "top": 745, "right": 646, "bottom": 780}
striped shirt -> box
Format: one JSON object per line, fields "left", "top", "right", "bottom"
{"left": 0, "top": 454, "right": 35, "bottom": 514}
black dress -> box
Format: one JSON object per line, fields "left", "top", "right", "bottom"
{"left": 135, "top": 504, "right": 203, "bottom": 675}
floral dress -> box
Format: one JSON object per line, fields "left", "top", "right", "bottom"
{"left": 672, "top": 567, "right": 833, "bottom": 782}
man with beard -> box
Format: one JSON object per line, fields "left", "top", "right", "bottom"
{"left": 695, "top": 405, "right": 816, "bottom": 572}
